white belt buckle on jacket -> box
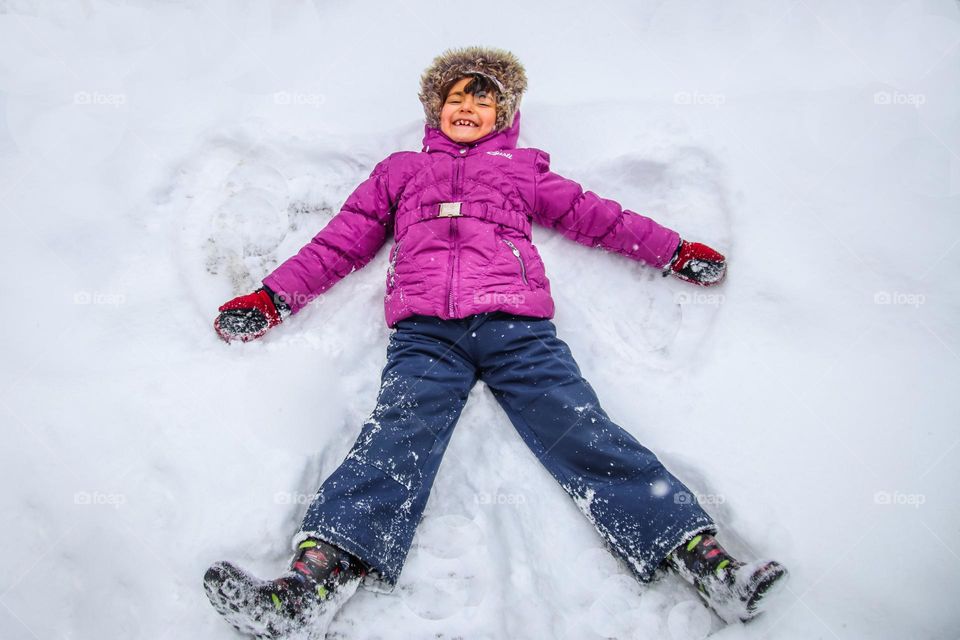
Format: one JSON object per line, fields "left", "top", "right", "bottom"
{"left": 437, "top": 202, "right": 463, "bottom": 217}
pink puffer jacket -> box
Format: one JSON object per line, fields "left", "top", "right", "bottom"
{"left": 262, "top": 110, "right": 681, "bottom": 327}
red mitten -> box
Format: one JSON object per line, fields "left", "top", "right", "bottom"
{"left": 214, "top": 287, "right": 286, "bottom": 343}
{"left": 664, "top": 240, "right": 727, "bottom": 286}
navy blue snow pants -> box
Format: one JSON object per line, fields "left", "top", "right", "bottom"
{"left": 297, "top": 312, "right": 715, "bottom": 587}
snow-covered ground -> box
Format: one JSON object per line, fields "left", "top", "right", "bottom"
{"left": 2, "top": 1, "right": 959, "bottom": 638}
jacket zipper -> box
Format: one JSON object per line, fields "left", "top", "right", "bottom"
{"left": 448, "top": 218, "right": 458, "bottom": 316}
{"left": 446, "top": 153, "right": 464, "bottom": 316}
{"left": 502, "top": 238, "right": 529, "bottom": 286}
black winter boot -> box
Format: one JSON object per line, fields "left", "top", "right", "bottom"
{"left": 203, "top": 538, "right": 366, "bottom": 638}
{"left": 665, "top": 532, "right": 788, "bottom": 624}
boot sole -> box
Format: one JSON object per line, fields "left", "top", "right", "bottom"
{"left": 204, "top": 562, "right": 277, "bottom": 638}
{"left": 742, "top": 561, "right": 790, "bottom": 622}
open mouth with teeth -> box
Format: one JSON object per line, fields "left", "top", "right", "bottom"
{"left": 452, "top": 119, "right": 479, "bottom": 128}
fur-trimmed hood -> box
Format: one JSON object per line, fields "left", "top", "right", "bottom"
{"left": 418, "top": 46, "right": 527, "bottom": 133}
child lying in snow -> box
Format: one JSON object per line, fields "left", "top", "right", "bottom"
{"left": 204, "top": 46, "right": 788, "bottom": 638}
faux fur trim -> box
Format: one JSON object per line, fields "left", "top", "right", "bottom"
{"left": 418, "top": 46, "right": 528, "bottom": 132}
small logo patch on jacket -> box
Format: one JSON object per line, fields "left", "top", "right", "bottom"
{"left": 486, "top": 150, "right": 513, "bottom": 160}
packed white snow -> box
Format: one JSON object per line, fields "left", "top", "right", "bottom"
{"left": 1, "top": 1, "right": 958, "bottom": 638}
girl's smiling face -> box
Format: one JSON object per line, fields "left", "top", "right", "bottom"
{"left": 440, "top": 76, "right": 498, "bottom": 144}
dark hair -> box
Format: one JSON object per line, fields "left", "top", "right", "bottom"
{"left": 440, "top": 72, "right": 500, "bottom": 105}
